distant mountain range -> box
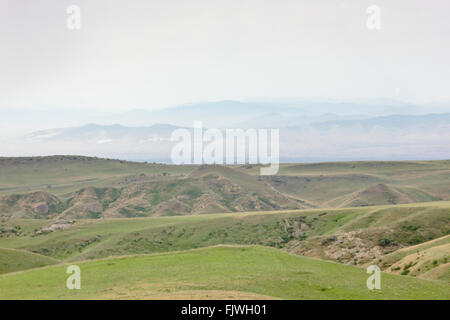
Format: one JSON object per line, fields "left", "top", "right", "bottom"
{"left": 313, "top": 113, "right": 450, "bottom": 130}
{"left": 3, "top": 99, "right": 449, "bottom": 132}
{"left": 1, "top": 100, "right": 449, "bottom": 162}
{"left": 12, "top": 112, "right": 448, "bottom": 163}
{"left": 28, "top": 112, "right": 450, "bottom": 141}
{"left": 102, "top": 100, "right": 447, "bottom": 128}
{"left": 28, "top": 123, "right": 185, "bottom": 143}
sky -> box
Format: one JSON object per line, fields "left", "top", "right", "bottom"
{"left": 1, "top": 0, "right": 450, "bottom": 112}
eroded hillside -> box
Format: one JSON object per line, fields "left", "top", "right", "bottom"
{"left": 0, "top": 157, "right": 449, "bottom": 218}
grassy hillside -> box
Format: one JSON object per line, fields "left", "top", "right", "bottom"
{"left": 0, "top": 248, "right": 59, "bottom": 274}
{"left": 262, "top": 161, "right": 449, "bottom": 208}
{"left": 0, "top": 157, "right": 448, "bottom": 299}
{"left": 0, "top": 156, "right": 194, "bottom": 197}
{"left": 0, "top": 246, "right": 448, "bottom": 300}
{"left": 1, "top": 202, "right": 448, "bottom": 273}
{"left": 0, "top": 157, "right": 449, "bottom": 218}
{"left": 376, "top": 236, "right": 450, "bottom": 281}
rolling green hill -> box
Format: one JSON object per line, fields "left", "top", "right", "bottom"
{"left": 0, "top": 246, "right": 448, "bottom": 300}
{"left": 1, "top": 202, "right": 449, "bottom": 274}
{"left": 376, "top": 235, "right": 450, "bottom": 281}
{"left": 0, "top": 157, "right": 448, "bottom": 299}
{"left": 0, "top": 156, "right": 195, "bottom": 197}
{"left": 0, "top": 157, "right": 449, "bottom": 218}
{"left": 0, "top": 248, "right": 59, "bottom": 274}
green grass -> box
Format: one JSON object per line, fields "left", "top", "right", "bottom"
{"left": 0, "top": 156, "right": 195, "bottom": 197}
{"left": 0, "top": 214, "right": 228, "bottom": 260}
{"left": 1, "top": 157, "right": 450, "bottom": 218}
{"left": 0, "top": 246, "right": 447, "bottom": 300}
{"left": 0, "top": 157, "right": 448, "bottom": 299}
{"left": 0, "top": 248, "right": 59, "bottom": 274}
{"left": 376, "top": 236, "right": 450, "bottom": 280}
{"left": 1, "top": 202, "right": 448, "bottom": 265}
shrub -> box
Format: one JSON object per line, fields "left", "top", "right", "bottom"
{"left": 321, "top": 235, "right": 337, "bottom": 246}
{"left": 378, "top": 238, "right": 391, "bottom": 246}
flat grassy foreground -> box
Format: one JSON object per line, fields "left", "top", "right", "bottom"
{"left": 0, "top": 246, "right": 448, "bottom": 300}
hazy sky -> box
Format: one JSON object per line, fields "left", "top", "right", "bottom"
{"left": 1, "top": 0, "right": 450, "bottom": 111}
